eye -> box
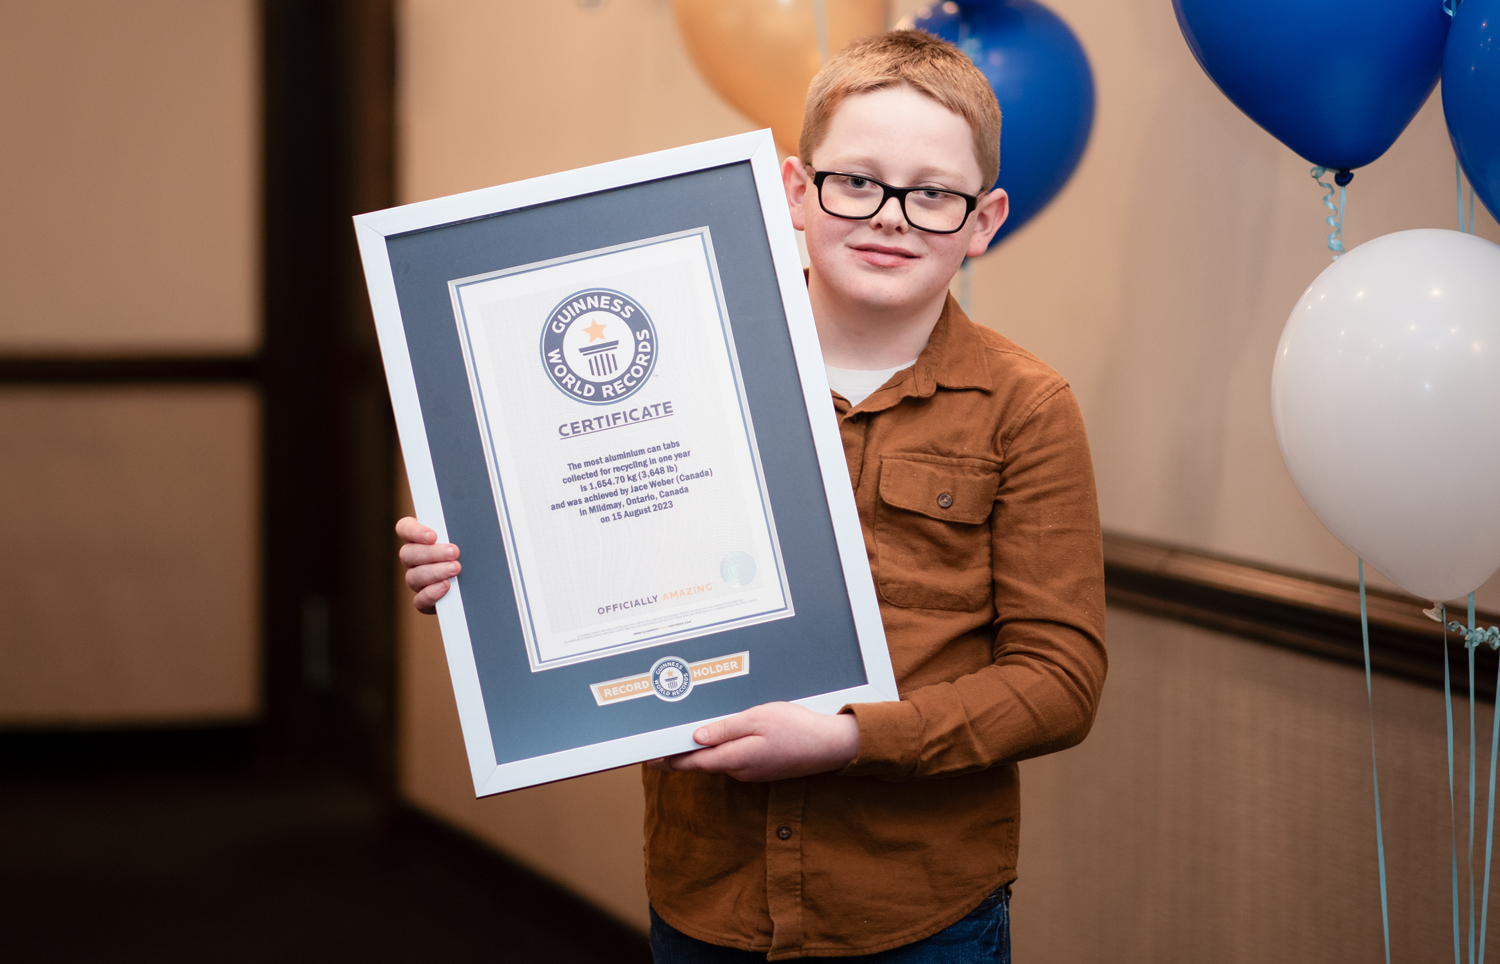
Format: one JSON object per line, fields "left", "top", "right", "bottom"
{"left": 846, "top": 177, "right": 870, "bottom": 189}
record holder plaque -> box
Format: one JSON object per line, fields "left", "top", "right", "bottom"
{"left": 355, "top": 131, "right": 896, "bottom": 795}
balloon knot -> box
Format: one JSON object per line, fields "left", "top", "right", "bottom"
{"left": 1335, "top": 169, "right": 1354, "bottom": 187}
{"left": 1310, "top": 167, "right": 1347, "bottom": 260}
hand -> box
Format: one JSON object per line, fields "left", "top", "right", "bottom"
{"left": 396, "top": 516, "right": 460, "bottom": 614}
{"left": 648, "top": 702, "right": 860, "bottom": 782}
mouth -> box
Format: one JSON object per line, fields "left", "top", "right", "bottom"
{"left": 850, "top": 243, "right": 919, "bottom": 268}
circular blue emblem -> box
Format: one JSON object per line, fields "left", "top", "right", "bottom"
{"left": 720, "top": 551, "right": 757, "bottom": 587}
{"left": 540, "top": 288, "right": 657, "bottom": 405}
{"left": 649, "top": 656, "right": 694, "bottom": 702}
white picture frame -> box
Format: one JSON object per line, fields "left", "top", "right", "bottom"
{"left": 354, "top": 130, "right": 896, "bottom": 795}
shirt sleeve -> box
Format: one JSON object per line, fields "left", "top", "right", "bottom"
{"left": 840, "top": 385, "right": 1107, "bottom": 780}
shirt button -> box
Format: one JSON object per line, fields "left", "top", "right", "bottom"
{"left": 937, "top": 492, "right": 954, "bottom": 509}
{"left": 776, "top": 825, "right": 793, "bottom": 840}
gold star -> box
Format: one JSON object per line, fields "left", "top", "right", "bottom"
{"left": 582, "top": 318, "right": 608, "bottom": 342}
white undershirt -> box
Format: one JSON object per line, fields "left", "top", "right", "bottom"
{"left": 824, "top": 359, "right": 919, "bottom": 407}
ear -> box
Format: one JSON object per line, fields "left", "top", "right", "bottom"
{"left": 782, "top": 156, "right": 812, "bottom": 232}
{"left": 965, "top": 188, "right": 1009, "bottom": 258}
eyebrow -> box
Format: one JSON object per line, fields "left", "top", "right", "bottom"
{"left": 818, "top": 156, "right": 975, "bottom": 189}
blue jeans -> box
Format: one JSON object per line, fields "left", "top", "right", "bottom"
{"left": 649, "top": 887, "right": 1010, "bottom": 963}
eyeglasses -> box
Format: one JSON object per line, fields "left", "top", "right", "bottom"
{"left": 810, "top": 170, "right": 981, "bottom": 234}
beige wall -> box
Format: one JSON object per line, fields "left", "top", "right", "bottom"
{"left": 0, "top": 1, "right": 262, "bottom": 725}
{"left": 399, "top": 0, "right": 754, "bottom": 199}
{"left": 1019, "top": 606, "right": 1500, "bottom": 962}
{"left": 0, "top": 388, "right": 261, "bottom": 724}
{"left": 395, "top": 0, "right": 1500, "bottom": 941}
{"left": 0, "top": 0, "right": 259, "bottom": 355}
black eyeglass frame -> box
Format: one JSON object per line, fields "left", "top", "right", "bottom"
{"left": 809, "top": 170, "right": 983, "bottom": 235}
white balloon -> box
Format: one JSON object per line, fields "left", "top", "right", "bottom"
{"left": 1272, "top": 228, "right": 1500, "bottom": 602}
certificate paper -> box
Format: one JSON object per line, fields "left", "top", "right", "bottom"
{"left": 451, "top": 228, "right": 793, "bottom": 672}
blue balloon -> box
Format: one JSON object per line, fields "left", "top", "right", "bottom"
{"left": 911, "top": 0, "right": 1095, "bottom": 250}
{"left": 1443, "top": 0, "right": 1500, "bottom": 222}
{"left": 1173, "top": 0, "right": 1449, "bottom": 172}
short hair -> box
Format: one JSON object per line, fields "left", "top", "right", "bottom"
{"left": 798, "top": 30, "right": 1001, "bottom": 191}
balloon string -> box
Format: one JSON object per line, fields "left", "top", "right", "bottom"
{"left": 1473, "top": 591, "right": 1500, "bottom": 964}
{"left": 1459, "top": 158, "right": 1469, "bottom": 234}
{"left": 1449, "top": 613, "right": 1465, "bottom": 964}
{"left": 1429, "top": 594, "right": 1500, "bottom": 963}
{"left": 1482, "top": 599, "right": 1494, "bottom": 964}
{"left": 1312, "top": 166, "right": 1346, "bottom": 260}
{"left": 1457, "top": 158, "right": 1477, "bottom": 236}
{"left": 1360, "top": 560, "right": 1393, "bottom": 964}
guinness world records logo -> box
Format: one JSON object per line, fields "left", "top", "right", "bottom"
{"left": 540, "top": 288, "right": 657, "bottom": 405}
{"left": 649, "top": 656, "right": 693, "bottom": 702}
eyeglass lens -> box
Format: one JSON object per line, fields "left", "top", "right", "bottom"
{"left": 819, "top": 174, "right": 970, "bottom": 233}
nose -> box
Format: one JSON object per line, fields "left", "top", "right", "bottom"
{"left": 869, "top": 194, "right": 908, "bottom": 232}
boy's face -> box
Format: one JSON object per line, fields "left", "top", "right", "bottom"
{"left": 784, "top": 86, "right": 1008, "bottom": 317}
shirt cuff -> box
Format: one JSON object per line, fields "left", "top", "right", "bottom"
{"left": 838, "top": 700, "right": 922, "bottom": 778}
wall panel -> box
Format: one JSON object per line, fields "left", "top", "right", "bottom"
{"left": 1017, "top": 606, "right": 1500, "bottom": 962}
{"left": 0, "top": 0, "right": 259, "bottom": 354}
{"left": 0, "top": 388, "right": 260, "bottom": 724}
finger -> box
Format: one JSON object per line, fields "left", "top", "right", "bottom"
{"left": 666, "top": 738, "right": 762, "bottom": 774}
{"left": 661, "top": 748, "right": 710, "bottom": 772}
{"left": 406, "top": 561, "right": 460, "bottom": 592}
{"left": 412, "top": 579, "right": 449, "bottom": 614}
{"left": 395, "top": 517, "right": 438, "bottom": 545}
{"left": 399, "top": 541, "right": 460, "bottom": 568}
{"left": 693, "top": 706, "right": 770, "bottom": 746}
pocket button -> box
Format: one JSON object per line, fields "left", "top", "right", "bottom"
{"left": 937, "top": 492, "right": 954, "bottom": 509}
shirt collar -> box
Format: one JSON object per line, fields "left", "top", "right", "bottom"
{"left": 801, "top": 271, "right": 993, "bottom": 413}
{"left": 849, "top": 292, "right": 993, "bottom": 414}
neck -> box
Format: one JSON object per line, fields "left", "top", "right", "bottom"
{"left": 808, "top": 270, "right": 948, "bottom": 370}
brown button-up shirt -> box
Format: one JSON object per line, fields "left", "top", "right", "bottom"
{"left": 644, "top": 295, "right": 1107, "bottom": 959}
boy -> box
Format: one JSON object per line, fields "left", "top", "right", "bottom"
{"left": 399, "top": 30, "right": 1105, "bottom": 962}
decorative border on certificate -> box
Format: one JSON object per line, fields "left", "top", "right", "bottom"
{"left": 450, "top": 228, "right": 794, "bottom": 672}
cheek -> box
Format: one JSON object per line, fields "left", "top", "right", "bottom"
{"left": 801, "top": 213, "right": 852, "bottom": 255}
{"left": 918, "top": 229, "right": 969, "bottom": 265}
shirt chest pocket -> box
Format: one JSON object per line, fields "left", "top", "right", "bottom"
{"left": 873, "top": 456, "right": 1000, "bottom": 612}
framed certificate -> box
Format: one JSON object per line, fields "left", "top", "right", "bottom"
{"left": 355, "top": 130, "right": 897, "bottom": 795}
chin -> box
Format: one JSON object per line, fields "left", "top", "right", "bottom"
{"left": 852, "top": 267, "right": 949, "bottom": 305}
{"left": 847, "top": 281, "right": 932, "bottom": 312}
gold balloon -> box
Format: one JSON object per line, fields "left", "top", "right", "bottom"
{"left": 673, "top": 0, "right": 887, "bottom": 154}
